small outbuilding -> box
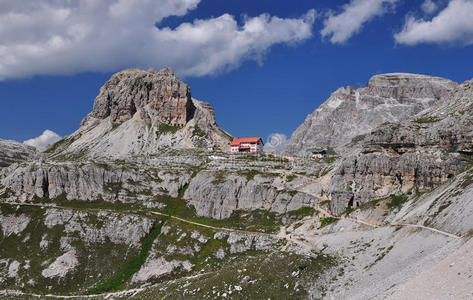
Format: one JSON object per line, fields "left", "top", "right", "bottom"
{"left": 310, "top": 149, "right": 327, "bottom": 159}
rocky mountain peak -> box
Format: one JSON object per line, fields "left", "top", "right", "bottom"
{"left": 283, "top": 72, "right": 457, "bottom": 157}
{"left": 46, "top": 68, "right": 232, "bottom": 159}
{"left": 86, "top": 67, "right": 194, "bottom": 127}
{"left": 366, "top": 73, "right": 457, "bottom": 102}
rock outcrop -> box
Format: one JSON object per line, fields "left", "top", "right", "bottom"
{"left": 327, "top": 78, "right": 473, "bottom": 214}
{"left": 0, "top": 139, "right": 36, "bottom": 167}
{"left": 184, "top": 170, "right": 314, "bottom": 219}
{"left": 0, "top": 160, "right": 191, "bottom": 203}
{"left": 85, "top": 68, "right": 194, "bottom": 126}
{"left": 284, "top": 73, "right": 457, "bottom": 157}
{"left": 47, "top": 68, "right": 232, "bottom": 160}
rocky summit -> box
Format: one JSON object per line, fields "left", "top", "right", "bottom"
{"left": 1, "top": 70, "right": 473, "bottom": 300}
{"left": 47, "top": 68, "right": 232, "bottom": 160}
{"left": 86, "top": 68, "right": 194, "bottom": 126}
{"left": 284, "top": 73, "right": 457, "bottom": 157}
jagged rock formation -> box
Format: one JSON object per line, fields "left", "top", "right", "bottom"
{"left": 0, "top": 139, "right": 36, "bottom": 167}
{"left": 284, "top": 73, "right": 457, "bottom": 157}
{"left": 85, "top": 68, "right": 194, "bottom": 126}
{"left": 326, "top": 78, "right": 473, "bottom": 214}
{"left": 47, "top": 68, "right": 232, "bottom": 160}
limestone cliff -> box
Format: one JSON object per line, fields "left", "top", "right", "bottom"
{"left": 284, "top": 73, "right": 457, "bottom": 157}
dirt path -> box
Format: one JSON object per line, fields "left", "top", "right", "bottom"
{"left": 393, "top": 223, "right": 462, "bottom": 240}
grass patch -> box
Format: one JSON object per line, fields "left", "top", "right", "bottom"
{"left": 319, "top": 217, "right": 338, "bottom": 228}
{"left": 360, "top": 199, "right": 381, "bottom": 210}
{"left": 431, "top": 201, "right": 452, "bottom": 219}
{"left": 158, "top": 122, "right": 181, "bottom": 134}
{"left": 236, "top": 169, "right": 279, "bottom": 182}
{"left": 344, "top": 206, "right": 355, "bottom": 216}
{"left": 414, "top": 116, "right": 441, "bottom": 124}
{"left": 387, "top": 194, "right": 409, "bottom": 210}
{"left": 286, "top": 174, "right": 296, "bottom": 182}
{"left": 464, "top": 229, "right": 473, "bottom": 239}
{"left": 211, "top": 171, "right": 227, "bottom": 185}
{"left": 320, "top": 200, "right": 331, "bottom": 207}
{"left": 43, "top": 137, "right": 73, "bottom": 154}
{"left": 287, "top": 207, "right": 319, "bottom": 219}
{"left": 461, "top": 173, "right": 473, "bottom": 189}
{"left": 0, "top": 187, "right": 13, "bottom": 199}
{"left": 192, "top": 125, "right": 207, "bottom": 138}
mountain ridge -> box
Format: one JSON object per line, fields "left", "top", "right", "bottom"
{"left": 283, "top": 72, "right": 458, "bottom": 157}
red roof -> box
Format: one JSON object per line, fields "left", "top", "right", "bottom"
{"left": 230, "top": 137, "right": 263, "bottom": 146}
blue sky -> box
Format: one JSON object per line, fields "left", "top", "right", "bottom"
{"left": 1, "top": 0, "right": 473, "bottom": 148}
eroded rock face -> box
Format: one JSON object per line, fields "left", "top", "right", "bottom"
{"left": 284, "top": 73, "right": 457, "bottom": 157}
{"left": 0, "top": 139, "right": 36, "bottom": 168}
{"left": 0, "top": 161, "right": 191, "bottom": 203}
{"left": 327, "top": 78, "right": 473, "bottom": 214}
{"left": 87, "top": 68, "right": 194, "bottom": 126}
{"left": 184, "top": 170, "right": 314, "bottom": 219}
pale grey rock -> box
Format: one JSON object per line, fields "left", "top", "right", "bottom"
{"left": 225, "top": 232, "right": 282, "bottom": 254}
{"left": 0, "top": 139, "right": 36, "bottom": 168}
{"left": 44, "top": 208, "right": 153, "bottom": 246}
{"left": 284, "top": 73, "right": 457, "bottom": 156}
{"left": 184, "top": 170, "right": 314, "bottom": 219}
{"left": 0, "top": 213, "right": 30, "bottom": 237}
{"left": 41, "top": 249, "right": 78, "bottom": 278}
{"left": 214, "top": 248, "right": 225, "bottom": 259}
{"left": 314, "top": 226, "right": 461, "bottom": 300}
{"left": 132, "top": 256, "right": 193, "bottom": 283}
{"left": 1, "top": 161, "right": 191, "bottom": 202}
{"left": 190, "top": 230, "right": 209, "bottom": 244}
{"left": 86, "top": 68, "right": 193, "bottom": 126}
{"left": 39, "top": 234, "right": 49, "bottom": 251}
{"left": 8, "top": 260, "right": 20, "bottom": 278}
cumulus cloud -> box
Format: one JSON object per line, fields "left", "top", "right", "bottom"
{"left": 264, "top": 133, "right": 289, "bottom": 154}
{"left": 421, "top": 0, "right": 439, "bottom": 14}
{"left": 321, "top": 0, "right": 398, "bottom": 44}
{"left": 24, "top": 130, "right": 61, "bottom": 150}
{"left": 395, "top": 0, "right": 473, "bottom": 46}
{"left": 0, "top": 0, "right": 316, "bottom": 80}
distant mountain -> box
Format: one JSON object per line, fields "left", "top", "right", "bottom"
{"left": 283, "top": 73, "right": 457, "bottom": 157}
{"left": 0, "top": 139, "right": 36, "bottom": 167}
{"left": 46, "top": 68, "right": 232, "bottom": 160}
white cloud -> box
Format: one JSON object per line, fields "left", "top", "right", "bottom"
{"left": 421, "top": 0, "right": 439, "bottom": 14}
{"left": 321, "top": 0, "right": 398, "bottom": 44}
{"left": 24, "top": 130, "right": 61, "bottom": 150}
{"left": 264, "top": 133, "right": 289, "bottom": 154}
{"left": 0, "top": 0, "right": 315, "bottom": 80}
{"left": 395, "top": 0, "right": 473, "bottom": 46}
